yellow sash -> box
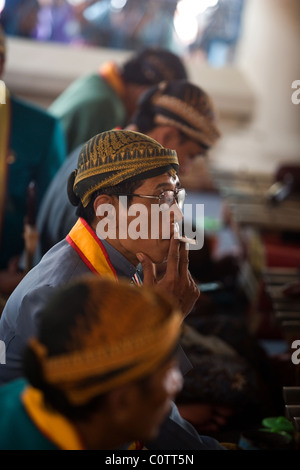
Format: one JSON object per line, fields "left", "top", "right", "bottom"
{"left": 22, "top": 386, "right": 144, "bottom": 450}
{"left": 99, "top": 61, "right": 126, "bottom": 99}
{"left": 22, "top": 386, "right": 85, "bottom": 450}
{"left": 66, "top": 217, "right": 118, "bottom": 280}
{"left": 0, "top": 86, "right": 10, "bottom": 243}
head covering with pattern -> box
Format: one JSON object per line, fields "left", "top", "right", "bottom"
{"left": 29, "top": 276, "right": 182, "bottom": 405}
{"left": 132, "top": 80, "right": 221, "bottom": 149}
{"left": 68, "top": 129, "right": 179, "bottom": 207}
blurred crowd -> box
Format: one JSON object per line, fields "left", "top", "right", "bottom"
{"left": 0, "top": 0, "right": 245, "bottom": 66}
{"left": 1, "top": 0, "right": 297, "bottom": 451}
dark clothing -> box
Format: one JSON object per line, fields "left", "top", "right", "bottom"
{"left": 0, "top": 226, "right": 224, "bottom": 450}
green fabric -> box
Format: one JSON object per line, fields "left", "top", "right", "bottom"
{"left": 49, "top": 73, "right": 127, "bottom": 154}
{"left": 0, "top": 95, "right": 66, "bottom": 269}
{"left": 0, "top": 378, "right": 58, "bottom": 450}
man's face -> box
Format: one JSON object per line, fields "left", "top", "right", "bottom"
{"left": 100, "top": 172, "right": 184, "bottom": 265}
{"left": 125, "top": 355, "right": 183, "bottom": 442}
{"left": 166, "top": 131, "right": 208, "bottom": 176}
{"left": 148, "top": 127, "right": 208, "bottom": 176}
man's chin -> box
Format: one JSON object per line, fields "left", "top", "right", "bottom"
{"left": 141, "top": 240, "right": 170, "bottom": 265}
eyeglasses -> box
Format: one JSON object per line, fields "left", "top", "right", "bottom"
{"left": 113, "top": 188, "right": 186, "bottom": 209}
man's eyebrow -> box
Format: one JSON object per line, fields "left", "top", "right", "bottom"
{"left": 154, "top": 181, "right": 181, "bottom": 190}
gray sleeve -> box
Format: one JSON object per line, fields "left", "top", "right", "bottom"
{"left": 146, "top": 402, "right": 226, "bottom": 450}
{"left": 0, "top": 284, "right": 55, "bottom": 385}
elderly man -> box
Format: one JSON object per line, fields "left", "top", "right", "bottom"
{"left": 32, "top": 79, "right": 220, "bottom": 264}
{"left": 0, "top": 129, "right": 224, "bottom": 450}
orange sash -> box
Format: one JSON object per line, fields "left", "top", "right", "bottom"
{"left": 22, "top": 386, "right": 85, "bottom": 450}
{"left": 66, "top": 217, "right": 118, "bottom": 280}
{"left": 99, "top": 61, "right": 126, "bottom": 99}
{"left": 22, "top": 385, "right": 144, "bottom": 450}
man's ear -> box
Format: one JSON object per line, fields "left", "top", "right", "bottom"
{"left": 94, "top": 194, "right": 115, "bottom": 218}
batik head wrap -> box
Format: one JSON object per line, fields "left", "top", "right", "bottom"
{"left": 28, "top": 276, "right": 182, "bottom": 405}
{"left": 132, "top": 80, "right": 221, "bottom": 149}
{"left": 68, "top": 129, "right": 179, "bottom": 208}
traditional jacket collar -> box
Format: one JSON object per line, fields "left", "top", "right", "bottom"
{"left": 66, "top": 218, "right": 139, "bottom": 283}
{"left": 66, "top": 217, "right": 118, "bottom": 280}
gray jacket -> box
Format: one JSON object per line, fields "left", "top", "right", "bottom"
{"left": 0, "top": 235, "right": 225, "bottom": 450}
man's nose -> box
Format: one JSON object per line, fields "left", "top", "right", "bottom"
{"left": 172, "top": 203, "right": 183, "bottom": 223}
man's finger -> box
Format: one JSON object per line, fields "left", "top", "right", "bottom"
{"left": 164, "top": 236, "right": 180, "bottom": 277}
{"left": 136, "top": 252, "right": 155, "bottom": 285}
{"left": 179, "top": 241, "right": 189, "bottom": 277}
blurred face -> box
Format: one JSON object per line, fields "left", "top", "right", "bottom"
{"left": 98, "top": 172, "right": 184, "bottom": 265}
{"left": 127, "top": 356, "right": 183, "bottom": 442}
{"left": 146, "top": 126, "right": 208, "bottom": 176}
{"left": 165, "top": 131, "right": 208, "bottom": 176}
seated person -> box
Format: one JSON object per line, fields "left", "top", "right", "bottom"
{"left": 29, "top": 79, "right": 221, "bottom": 266}
{"left": 48, "top": 47, "right": 188, "bottom": 153}
{"left": 0, "top": 25, "right": 66, "bottom": 301}
{"left": 0, "top": 129, "right": 224, "bottom": 450}
{"left": 0, "top": 275, "right": 184, "bottom": 450}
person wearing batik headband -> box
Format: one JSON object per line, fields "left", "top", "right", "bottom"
{"left": 68, "top": 127, "right": 179, "bottom": 209}
{"left": 31, "top": 79, "right": 221, "bottom": 265}
{"left": 0, "top": 275, "right": 184, "bottom": 450}
{"left": 0, "top": 128, "right": 225, "bottom": 450}
{"left": 128, "top": 79, "right": 221, "bottom": 175}
{"left": 49, "top": 47, "right": 188, "bottom": 154}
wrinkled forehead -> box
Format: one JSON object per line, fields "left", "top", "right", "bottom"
{"left": 137, "top": 171, "right": 180, "bottom": 192}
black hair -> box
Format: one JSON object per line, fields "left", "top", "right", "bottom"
{"left": 122, "top": 47, "right": 187, "bottom": 85}
{"left": 22, "top": 282, "right": 108, "bottom": 420}
{"left": 74, "top": 178, "right": 145, "bottom": 225}
{"left": 23, "top": 343, "right": 107, "bottom": 420}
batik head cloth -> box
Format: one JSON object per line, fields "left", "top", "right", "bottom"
{"left": 69, "top": 129, "right": 179, "bottom": 207}
{"left": 29, "top": 276, "right": 182, "bottom": 405}
{"left": 133, "top": 80, "right": 221, "bottom": 149}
